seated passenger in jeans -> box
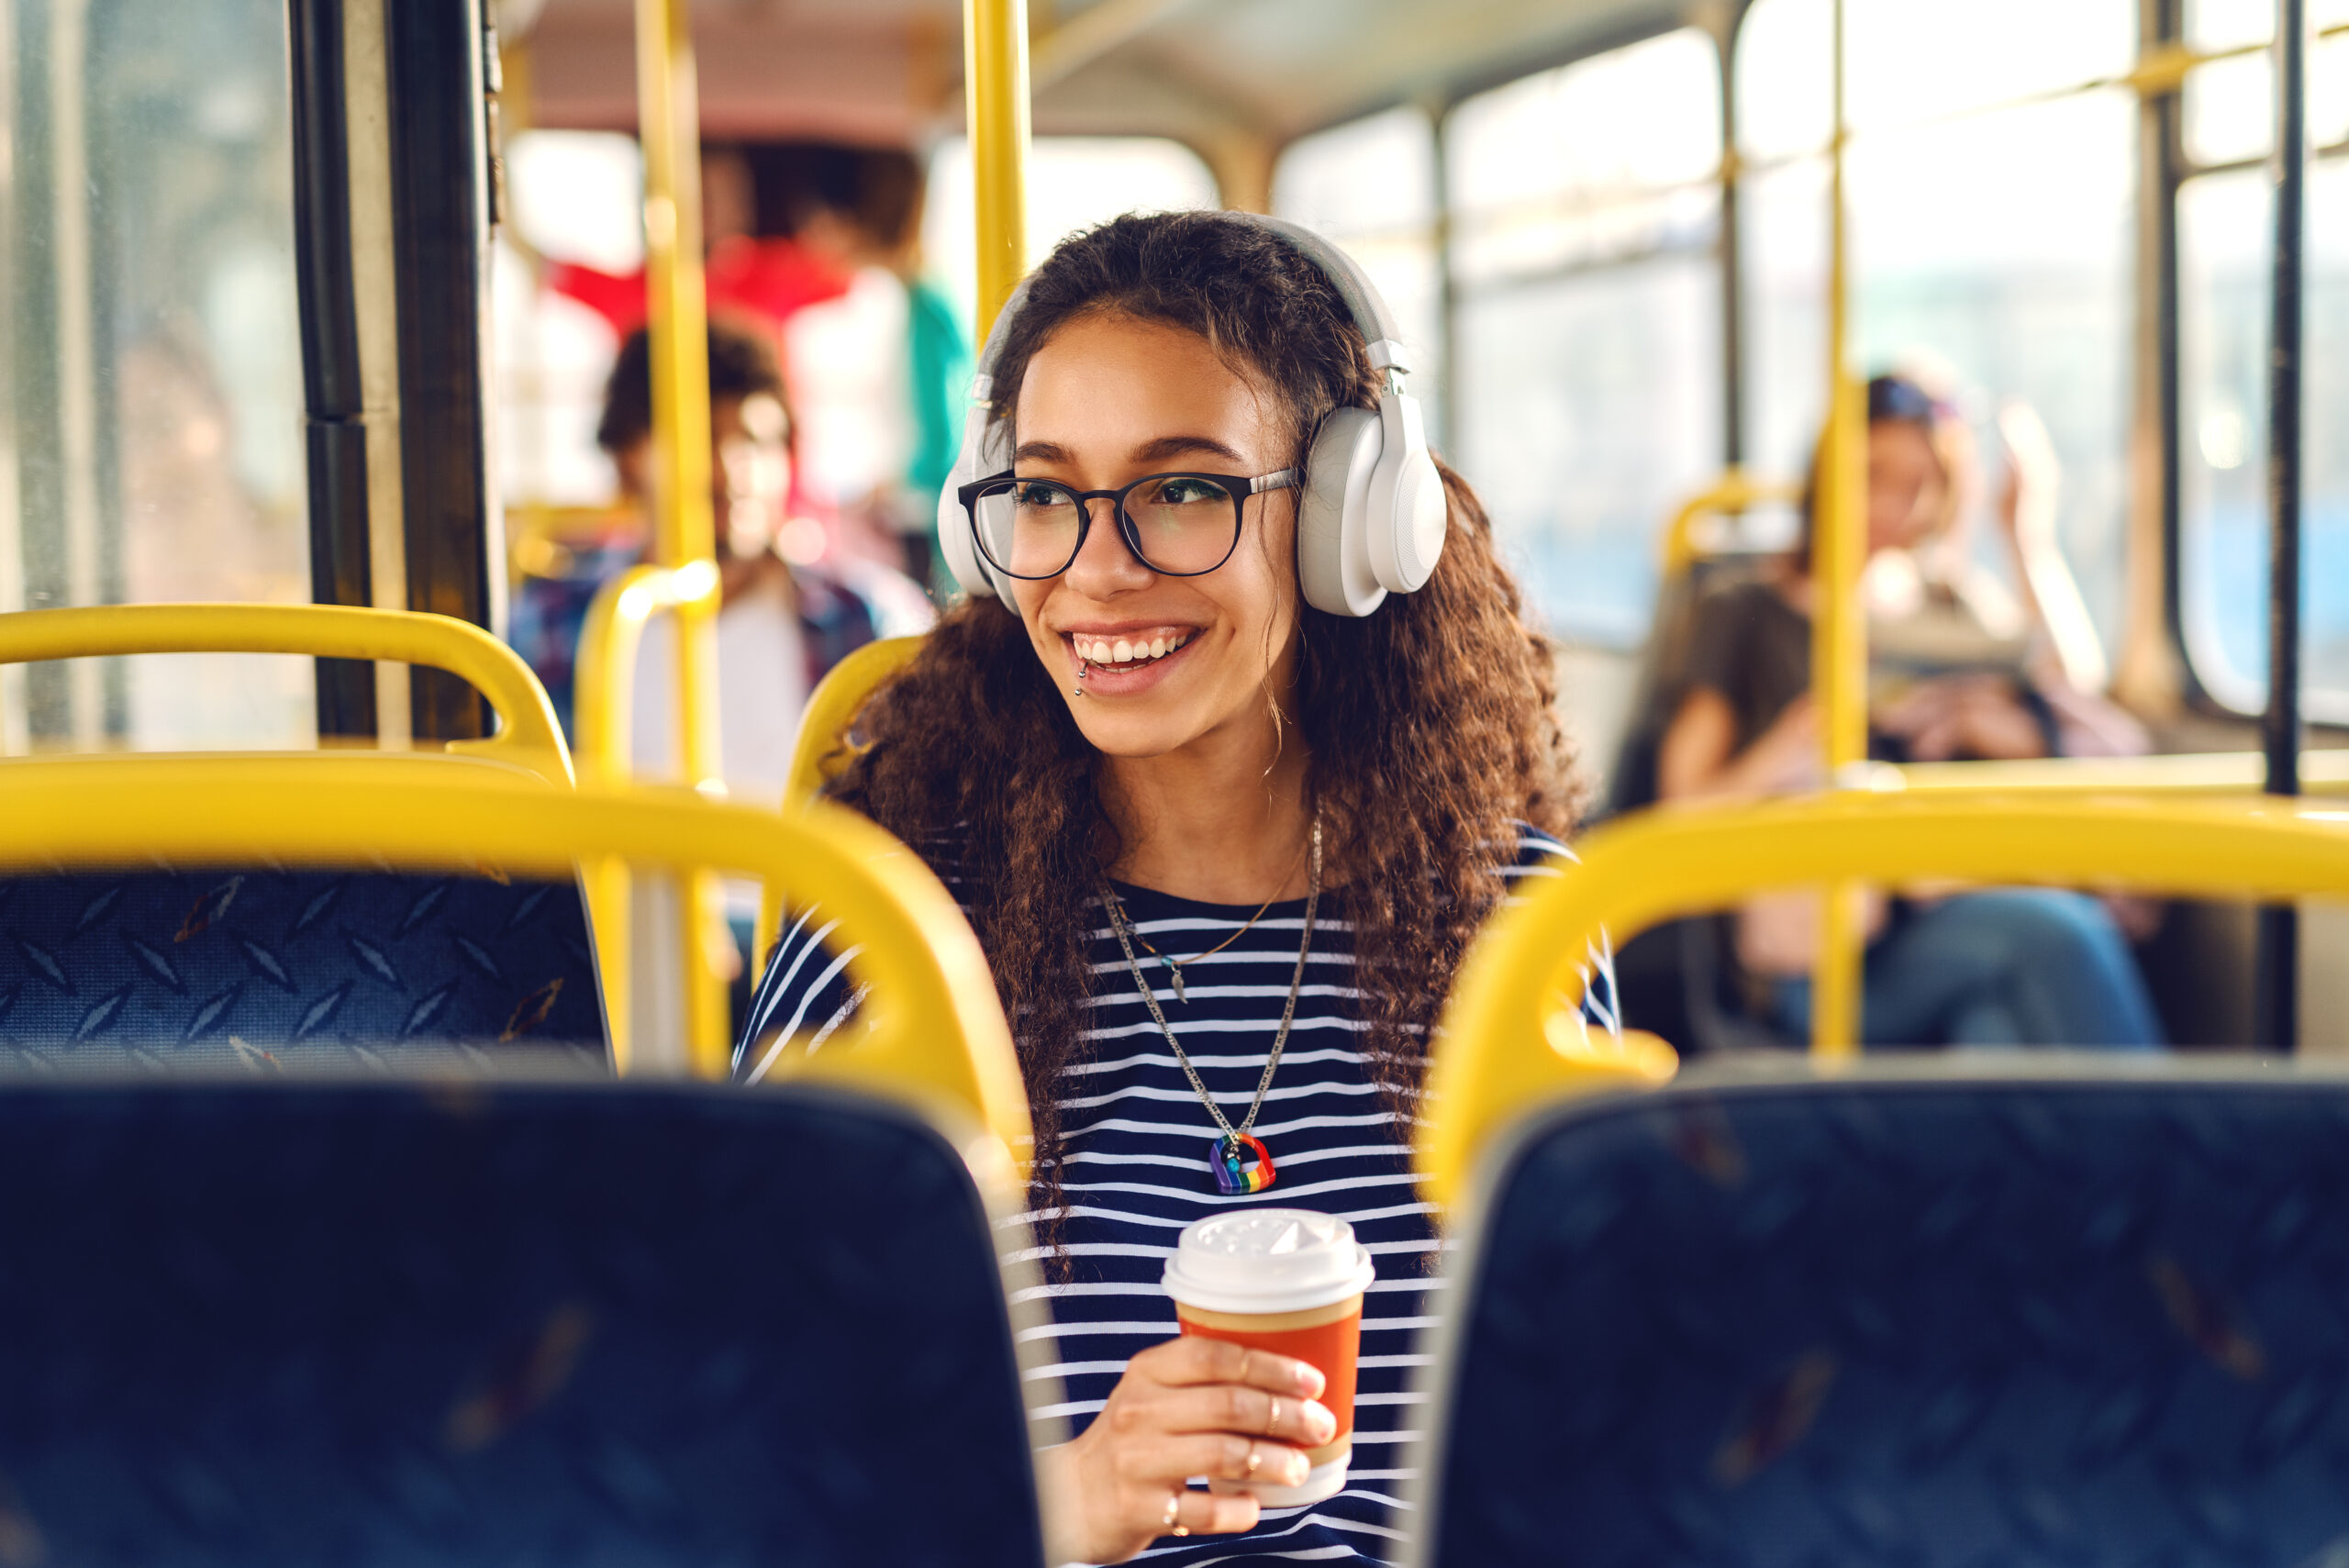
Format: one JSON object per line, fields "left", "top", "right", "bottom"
{"left": 1653, "top": 373, "right": 2164, "bottom": 1049}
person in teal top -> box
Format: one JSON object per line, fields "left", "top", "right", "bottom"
{"left": 898, "top": 270, "right": 974, "bottom": 593}
{"left": 756, "top": 142, "right": 973, "bottom": 595}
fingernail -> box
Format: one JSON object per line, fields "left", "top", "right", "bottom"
{"left": 1286, "top": 1453, "right": 1310, "bottom": 1485}
{"left": 1293, "top": 1362, "right": 1326, "bottom": 1398}
{"left": 1303, "top": 1400, "right": 1337, "bottom": 1443}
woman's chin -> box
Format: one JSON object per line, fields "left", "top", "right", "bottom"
{"left": 1068, "top": 706, "right": 1199, "bottom": 761}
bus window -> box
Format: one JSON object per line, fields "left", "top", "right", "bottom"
{"left": 1272, "top": 107, "right": 1443, "bottom": 445}
{"left": 496, "top": 130, "right": 646, "bottom": 510}
{"left": 0, "top": 0, "right": 310, "bottom": 753}
{"left": 2184, "top": 0, "right": 2349, "bottom": 169}
{"left": 920, "top": 137, "right": 1216, "bottom": 338}
{"left": 2175, "top": 0, "right": 2349, "bottom": 718}
{"left": 2179, "top": 166, "right": 2349, "bottom": 717}
{"left": 1443, "top": 28, "right": 1723, "bottom": 649}
{"left": 1739, "top": 0, "right": 2135, "bottom": 654}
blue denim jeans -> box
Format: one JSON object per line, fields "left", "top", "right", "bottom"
{"left": 1773, "top": 888, "right": 2165, "bottom": 1050}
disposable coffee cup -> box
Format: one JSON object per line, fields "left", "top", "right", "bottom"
{"left": 1163, "top": 1208, "right": 1376, "bottom": 1507}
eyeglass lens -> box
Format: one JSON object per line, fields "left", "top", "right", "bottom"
{"left": 974, "top": 475, "right": 1242, "bottom": 579}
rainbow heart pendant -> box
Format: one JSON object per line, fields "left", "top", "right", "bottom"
{"left": 1211, "top": 1133, "right": 1276, "bottom": 1195}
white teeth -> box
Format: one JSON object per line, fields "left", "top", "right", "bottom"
{"left": 1074, "top": 633, "right": 1188, "bottom": 666}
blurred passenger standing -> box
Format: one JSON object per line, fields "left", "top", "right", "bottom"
{"left": 754, "top": 143, "right": 972, "bottom": 593}
{"left": 507, "top": 318, "right": 932, "bottom": 803}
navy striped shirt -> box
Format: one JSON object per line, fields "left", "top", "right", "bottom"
{"left": 736, "top": 826, "right": 1618, "bottom": 1566}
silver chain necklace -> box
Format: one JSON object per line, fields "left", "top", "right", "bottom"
{"left": 1101, "top": 816, "right": 1321, "bottom": 1195}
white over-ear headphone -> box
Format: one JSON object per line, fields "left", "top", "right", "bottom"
{"left": 934, "top": 214, "right": 1447, "bottom": 617}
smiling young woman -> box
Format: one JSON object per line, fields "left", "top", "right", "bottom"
{"left": 735, "top": 211, "right": 1604, "bottom": 1566}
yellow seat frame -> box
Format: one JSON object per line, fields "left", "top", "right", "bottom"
{"left": 785, "top": 635, "right": 926, "bottom": 808}
{"left": 0, "top": 752, "right": 1031, "bottom": 1186}
{"left": 0, "top": 603, "right": 572, "bottom": 784}
{"left": 1421, "top": 790, "right": 2349, "bottom": 1209}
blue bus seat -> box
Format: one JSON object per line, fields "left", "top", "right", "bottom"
{"left": 0, "top": 870, "right": 607, "bottom": 1063}
{"left": 0, "top": 1078, "right": 1048, "bottom": 1565}
{"left": 1414, "top": 1067, "right": 2349, "bottom": 1567}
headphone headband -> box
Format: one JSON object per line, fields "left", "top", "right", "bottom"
{"left": 939, "top": 212, "right": 1446, "bottom": 617}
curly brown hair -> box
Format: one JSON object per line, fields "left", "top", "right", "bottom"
{"left": 826, "top": 211, "right": 1577, "bottom": 1235}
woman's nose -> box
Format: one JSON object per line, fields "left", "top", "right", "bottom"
{"left": 1061, "top": 498, "right": 1153, "bottom": 595}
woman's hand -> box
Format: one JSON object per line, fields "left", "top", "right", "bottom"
{"left": 1036, "top": 1337, "right": 1338, "bottom": 1565}
{"left": 1876, "top": 675, "right": 2046, "bottom": 762}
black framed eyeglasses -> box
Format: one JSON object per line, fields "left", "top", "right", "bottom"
{"left": 956, "top": 468, "right": 1298, "bottom": 581}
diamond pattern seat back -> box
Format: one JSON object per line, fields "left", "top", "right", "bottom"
{"left": 1414, "top": 1071, "right": 2349, "bottom": 1568}
{"left": 0, "top": 1079, "right": 1048, "bottom": 1566}
{"left": 0, "top": 869, "right": 607, "bottom": 1063}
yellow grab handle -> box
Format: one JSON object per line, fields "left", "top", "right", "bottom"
{"left": 573, "top": 562, "right": 722, "bottom": 786}
{"left": 0, "top": 604, "right": 571, "bottom": 784}
{"left": 0, "top": 752, "right": 1031, "bottom": 1181}
{"left": 1658, "top": 471, "right": 1803, "bottom": 575}
{"left": 1421, "top": 790, "right": 2349, "bottom": 1209}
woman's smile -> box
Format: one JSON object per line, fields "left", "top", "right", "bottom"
{"left": 1062, "top": 625, "right": 1201, "bottom": 692}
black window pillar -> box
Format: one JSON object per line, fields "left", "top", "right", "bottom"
{"left": 385, "top": 0, "right": 498, "bottom": 742}
{"left": 287, "top": 0, "right": 375, "bottom": 739}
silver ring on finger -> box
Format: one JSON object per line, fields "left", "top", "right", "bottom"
{"left": 1163, "top": 1492, "right": 1189, "bottom": 1537}
{"left": 1245, "top": 1443, "right": 1264, "bottom": 1476}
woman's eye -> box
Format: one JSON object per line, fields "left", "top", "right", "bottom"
{"left": 1152, "top": 478, "right": 1222, "bottom": 506}
{"left": 1015, "top": 482, "right": 1075, "bottom": 508}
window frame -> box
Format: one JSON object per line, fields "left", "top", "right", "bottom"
{"left": 2168, "top": 13, "right": 2349, "bottom": 724}
{"left": 1421, "top": 21, "right": 1741, "bottom": 650}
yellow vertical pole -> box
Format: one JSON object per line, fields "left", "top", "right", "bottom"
{"left": 1811, "top": 0, "right": 1867, "bottom": 1060}
{"left": 634, "top": 0, "right": 730, "bottom": 1076}
{"left": 965, "top": 0, "right": 1031, "bottom": 339}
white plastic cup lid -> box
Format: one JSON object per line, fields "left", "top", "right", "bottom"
{"left": 1163, "top": 1208, "right": 1377, "bottom": 1316}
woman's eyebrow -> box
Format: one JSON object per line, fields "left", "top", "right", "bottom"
{"left": 1131, "top": 434, "right": 1246, "bottom": 466}
{"left": 1010, "top": 440, "right": 1074, "bottom": 465}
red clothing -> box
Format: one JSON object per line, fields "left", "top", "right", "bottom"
{"left": 544, "top": 235, "right": 854, "bottom": 337}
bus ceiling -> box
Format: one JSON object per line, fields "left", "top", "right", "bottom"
{"left": 502, "top": 0, "right": 1697, "bottom": 158}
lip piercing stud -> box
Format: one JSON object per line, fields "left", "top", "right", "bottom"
{"left": 1073, "top": 659, "right": 1093, "bottom": 698}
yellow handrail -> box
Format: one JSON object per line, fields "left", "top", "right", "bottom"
{"left": 749, "top": 635, "right": 930, "bottom": 972}
{"left": 0, "top": 752, "right": 1032, "bottom": 1182}
{"left": 568, "top": 561, "right": 723, "bottom": 1079}
{"left": 1877, "top": 751, "right": 2349, "bottom": 795}
{"left": 573, "top": 562, "right": 723, "bottom": 785}
{"left": 1659, "top": 471, "right": 1804, "bottom": 576}
{"left": 633, "top": 0, "right": 729, "bottom": 1075}
{"left": 1813, "top": 0, "right": 1867, "bottom": 1061}
{"left": 965, "top": 0, "right": 1031, "bottom": 340}
{"left": 1419, "top": 789, "right": 2349, "bottom": 1209}
{"left": 571, "top": 562, "right": 726, "bottom": 1073}
{"left": 0, "top": 604, "right": 571, "bottom": 783}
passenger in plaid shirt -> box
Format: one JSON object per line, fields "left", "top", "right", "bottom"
{"left": 510, "top": 319, "right": 933, "bottom": 795}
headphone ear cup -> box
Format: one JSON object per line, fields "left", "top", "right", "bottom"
{"left": 1365, "top": 389, "right": 1446, "bottom": 594}
{"left": 1297, "top": 406, "right": 1388, "bottom": 617}
{"left": 936, "top": 411, "right": 1011, "bottom": 601}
